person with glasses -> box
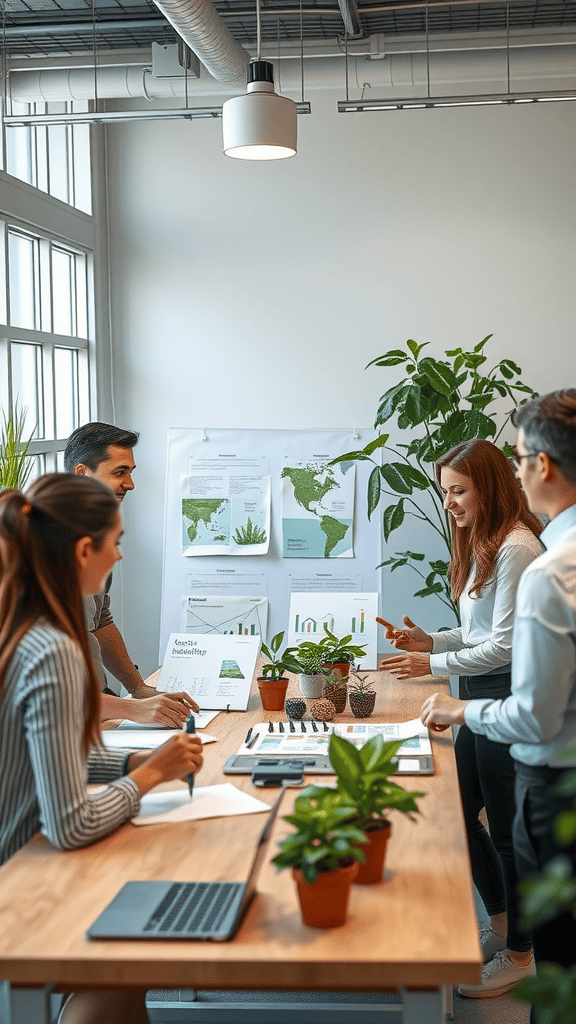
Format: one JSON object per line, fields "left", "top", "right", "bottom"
{"left": 421, "top": 390, "right": 576, "bottom": 1022}
{"left": 381, "top": 438, "right": 543, "bottom": 997}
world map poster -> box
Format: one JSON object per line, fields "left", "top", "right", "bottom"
{"left": 281, "top": 458, "right": 355, "bottom": 558}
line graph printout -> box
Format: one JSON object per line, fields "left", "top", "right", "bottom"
{"left": 181, "top": 595, "right": 268, "bottom": 637}
{"left": 281, "top": 458, "right": 355, "bottom": 558}
{"left": 182, "top": 457, "right": 270, "bottom": 556}
{"left": 287, "top": 592, "right": 378, "bottom": 669}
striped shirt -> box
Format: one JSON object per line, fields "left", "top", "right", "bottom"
{"left": 0, "top": 620, "right": 140, "bottom": 866}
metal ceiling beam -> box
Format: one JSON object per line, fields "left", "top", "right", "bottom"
{"left": 338, "top": 0, "right": 362, "bottom": 35}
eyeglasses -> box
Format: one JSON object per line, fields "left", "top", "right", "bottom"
{"left": 510, "top": 450, "right": 539, "bottom": 471}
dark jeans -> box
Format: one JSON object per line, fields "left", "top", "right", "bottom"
{"left": 456, "top": 674, "right": 532, "bottom": 952}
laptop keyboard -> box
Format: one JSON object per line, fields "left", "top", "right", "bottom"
{"left": 144, "top": 882, "right": 242, "bottom": 935}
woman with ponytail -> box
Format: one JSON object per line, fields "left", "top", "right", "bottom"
{"left": 0, "top": 473, "right": 203, "bottom": 1024}
{"left": 380, "top": 440, "right": 543, "bottom": 998}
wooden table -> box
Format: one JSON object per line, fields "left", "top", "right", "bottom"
{"left": 0, "top": 668, "right": 482, "bottom": 1024}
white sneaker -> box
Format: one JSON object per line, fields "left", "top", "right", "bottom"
{"left": 480, "top": 926, "right": 507, "bottom": 963}
{"left": 458, "top": 950, "right": 536, "bottom": 998}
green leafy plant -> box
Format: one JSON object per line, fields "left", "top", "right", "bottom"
{"left": 329, "top": 733, "right": 424, "bottom": 831}
{"left": 513, "top": 765, "right": 576, "bottom": 1022}
{"left": 318, "top": 626, "right": 367, "bottom": 665}
{"left": 233, "top": 517, "right": 267, "bottom": 545}
{"left": 293, "top": 641, "right": 325, "bottom": 675}
{"left": 0, "top": 404, "right": 35, "bottom": 490}
{"left": 259, "top": 631, "right": 301, "bottom": 680}
{"left": 331, "top": 336, "right": 537, "bottom": 623}
{"left": 347, "top": 668, "right": 374, "bottom": 695}
{"left": 272, "top": 784, "right": 367, "bottom": 884}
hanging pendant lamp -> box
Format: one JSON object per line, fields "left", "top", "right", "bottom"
{"left": 222, "top": 59, "right": 297, "bottom": 160}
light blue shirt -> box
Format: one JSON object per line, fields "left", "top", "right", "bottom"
{"left": 464, "top": 504, "right": 576, "bottom": 766}
{"left": 429, "top": 527, "right": 542, "bottom": 677}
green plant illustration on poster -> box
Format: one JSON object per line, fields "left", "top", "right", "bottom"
{"left": 331, "top": 336, "right": 537, "bottom": 624}
{"left": 233, "top": 517, "right": 267, "bottom": 545}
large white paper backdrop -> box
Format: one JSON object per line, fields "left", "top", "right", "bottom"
{"left": 160, "top": 428, "right": 382, "bottom": 662}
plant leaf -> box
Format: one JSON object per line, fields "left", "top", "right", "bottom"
{"left": 367, "top": 466, "right": 381, "bottom": 520}
{"left": 418, "top": 357, "right": 459, "bottom": 398}
{"left": 383, "top": 500, "right": 405, "bottom": 541}
{"left": 380, "top": 462, "right": 413, "bottom": 495}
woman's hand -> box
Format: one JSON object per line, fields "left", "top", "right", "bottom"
{"left": 377, "top": 616, "right": 433, "bottom": 652}
{"left": 379, "top": 651, "right": 432, "bottom": 679}
{"left": 128, "top": 732, "right": 204, "bottom": 795}
{"left": 420, "top": 693, "right": 469, "bottom": 730}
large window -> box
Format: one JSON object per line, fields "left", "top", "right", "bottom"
{"left": 1, "top": 92, "right": 97, "bottom": 482}
{"left": 3, "top": 100, "right": 92, "bottom": 215}
{"left": 0, "top": 221, "right": 93, "bottom": 479}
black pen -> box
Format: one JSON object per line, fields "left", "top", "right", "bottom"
{"left": 185, "top": 713, "right": 196, "bottom": 798}
{"left": 246, "top": 731, "right": 259, "bottom": 749}
{"left": 245, "top": 727, "right": 253, "bottom": 745}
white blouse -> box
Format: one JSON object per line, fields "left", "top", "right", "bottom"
{"left": 428, "top": 527, "right": 543, "bottom": 678}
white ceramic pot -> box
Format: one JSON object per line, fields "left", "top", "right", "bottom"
{"left": 298, "top": 673, "right": 325, "bottom": 698}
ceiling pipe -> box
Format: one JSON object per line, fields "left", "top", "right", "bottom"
{"left": 148, "top": 0, "right": 250, "bottom": 84}
{"left": 9, "top": 44, "right": 576, "bottom": 102}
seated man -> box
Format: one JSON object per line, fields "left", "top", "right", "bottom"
{"left": 64, "top": 422, "right": 196, "bottom": 726}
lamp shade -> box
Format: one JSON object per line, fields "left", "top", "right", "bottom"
{"left": 223, "top": 61, "right": 297, "bottom": 160}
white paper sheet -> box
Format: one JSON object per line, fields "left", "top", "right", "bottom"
{"left": 101, "top": 731, "right": 218, "bottom": 751}
{"left": 115, "top": 709, "right": 220, "bottom": 731}
{"left": 132, "top": 783, "right": 271, "bottom": 825}
{"left": 157, "top": 633, "right": 258, "bottom": 710}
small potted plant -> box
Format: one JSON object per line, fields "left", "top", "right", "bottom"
{"left": 348, "top": 668, "right": 377, "bottom": 718}
{"left": 329, "top": 733, "right": 424, "bottom": 884}
{"left": 272, "top": 785, "right": 367, "bottom": 927}
{"left": 258, "top": 631, "right": 300, "bottom": 712}
{"left": 294, "top": 640, "right": 327, "bottom": 699}
{"left": 319, "top": 626, "right": 368, "bottom": 682}
{"left": 322, "top": 667, "right": 349, "bottom": 714}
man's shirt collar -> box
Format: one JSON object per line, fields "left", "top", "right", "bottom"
{"left": 540, "top": 502, "right": 576, "bottom": 551}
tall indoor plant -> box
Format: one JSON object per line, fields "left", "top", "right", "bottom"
{"left": 331, "top": 336, "right": 537, "bottom": 624}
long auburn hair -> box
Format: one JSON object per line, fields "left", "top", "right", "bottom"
{"left": 435, "top": 439, "right": 542, "bottom": 602}
{"left": 0, "top": 473, "right": 119, "bottom": 753}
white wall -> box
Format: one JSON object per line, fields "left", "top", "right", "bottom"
{"left": 105, "top": 88, "right": 576, "bottom": 675}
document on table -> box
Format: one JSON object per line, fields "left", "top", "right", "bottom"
{"left": 238, "top": 717, "right": 432, "bottom": 757}
{"left": 101, "top": 731, "right": 218, "bottom": 751}
{"left": 132, "top": 783, "right": 271, "bottom": 825}
{"left": 115, "top": 709, "right": 220, "bottom": 730}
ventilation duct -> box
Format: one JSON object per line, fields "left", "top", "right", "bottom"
{"left": 9, "top": 43, "right": 576, "bottom": 104}
{"left": 149, "top": 0, "right": 249, "bottom": 84}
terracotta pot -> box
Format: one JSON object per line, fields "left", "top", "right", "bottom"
{"left": 321, "top": 660, "right": 350, "bottom": 681}
{"left": 298, "top": 673, "right": 325, "bottom": 699}
{"left": 354, "top": 821, "right": 392, "bottom": 884}
{"left": 292, "top": 861, "right": 359, "bottom": 927}
{"left": 257, "top": 677, "right": 288, "bottom": 712}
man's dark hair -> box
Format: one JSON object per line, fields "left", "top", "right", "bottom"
{"left": 512, "top": 390, "right": 576, "bottom": 486}
{"left": 63, "top": 422, "right": 139, "bottom": 472}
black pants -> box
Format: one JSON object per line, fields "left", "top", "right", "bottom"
{"left": 514, "top": 762, "right": 576, "bottom": 965}
{"left": 456, "top": 674, "right": 532, "bottom": 952}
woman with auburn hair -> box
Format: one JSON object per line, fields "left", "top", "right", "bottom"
{"left": 0, "top": 473, "right": 203, "bottom": 1024}
{"left": 380, "top": 439, "right": 542, "bottom": 999}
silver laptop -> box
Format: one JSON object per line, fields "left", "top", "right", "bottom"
{"left": 87, "top": 792, "right": 282, "bottom": 942}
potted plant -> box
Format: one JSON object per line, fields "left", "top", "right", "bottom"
{"left": 0, "top": 403, "right": 34, "bottom": 490}
{"left": 347, "top": 668, "right": 377, "bottom": 718}
{"left": 293, "top": 639, "right": 328, "bottom": 698}
{"left": 331, "top": 337, "right": 537, "bottom": 625}
{"left": 257, "top": 631, "right": 300, "bottom": 712}
{"left": 272, "top": 785, "right": 367, "bottom": 927}
{"left": 329, "top": 733, "right": 424, "bottom": 884}
{"left": 318, "top": 626, "right": 367, "bottom": 682}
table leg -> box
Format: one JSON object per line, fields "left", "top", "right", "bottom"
{"left": 0, "top": 983, "right": 53, "bottom": 1024}
{"left": 400, "top": 987, "right": 446, "bottom": 1024}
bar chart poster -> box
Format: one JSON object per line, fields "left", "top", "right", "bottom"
{"left": 181, "top": 595, "right": 268, "bottom": 637}
{"left": 287, "top": 592, "right": 378, "bottom": 669}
